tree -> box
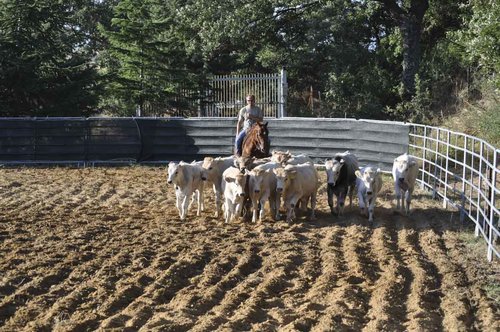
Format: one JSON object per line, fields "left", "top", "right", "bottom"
{"left": 99, "top": 0, "right": 206, "bottom": 116}
{"left": 372, "top": 0, "right": 429, "bottom": 99}
{"left": 0, "top": 0, "right": 101, "bottom": 116}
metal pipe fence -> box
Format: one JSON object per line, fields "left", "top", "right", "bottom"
{"left": 203, "top": 69, "right": 287, "bottom": 118}
{"left": 0, "top": 117, "right": 498, "bottom": 261}
{"left": 408, "top": 124, "right": 499, "bottom": 261}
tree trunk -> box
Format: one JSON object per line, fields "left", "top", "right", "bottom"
{"left": 399, "top": 0, "right": 428, "bottom": 99}
{"left": 376, "top": 0, "right": 429, "bottom": 99}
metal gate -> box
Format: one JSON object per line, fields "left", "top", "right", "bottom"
{"left": 408, "top": 124, "right": 499, "bottom": 261}
{"left": 202, "top": 69, "right": 287, "bottom": 118}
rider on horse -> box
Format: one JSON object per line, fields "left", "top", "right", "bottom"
{"left": 235, "top": 94, "right": 263, "bottom": 156}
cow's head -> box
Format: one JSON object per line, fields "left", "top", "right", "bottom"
{"left": 234, "top": 155, "right": 253, "bottom": 172}
{"left": 201, "top": 157, "right": 218, "bottom": 181}
{"left": 394, "top": 153, "right": 417, "bottom": 185}
{"left": 271, "top": 150, "right": 292, "bottom": 166}
{"left": 273, "top": 167, "right": 296, "bottom": 193}
{"left": 356, "top": 167, "right": 381, "bottom": 198}
{"left": 167, "top": 162, "right": 183, "bottom": 185}
{"left": 248, "top": 167, "right": 271, "bottom": 194}
{"left": 325, "top": 158, "right": 344, "bottom": 186}
{"left": 224, "top": 170, "right": 248, "bottom": 197}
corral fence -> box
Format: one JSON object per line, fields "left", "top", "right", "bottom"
{"left": 202, "top": 69, "right": 287, "bottom": 118}
{"left": 140, "top": 70, "right": 288, "bottom": 118}
{"left": 0, "top": 117, "right": 498, "bottom": 261}
{"left": 408, "top": 124, "right": 499, "bottom": 261}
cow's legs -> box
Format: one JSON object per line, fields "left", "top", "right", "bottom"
{"left": 258, "top": 191, "right": 271, "bottom": 222}
{"left": 401, "top": 189, "right": 406, "bottom": 212}
{"left": 269, "top": 191, "right": 277, "bottom": 221}
{"left": 358, "top": 191, "right": 367, "bottom": 216}
{"left": 251, "top": 196, "right": 259, "bottom": 223}
{"left": 395, "top": 182, "right": 402, "bottom": 211}
{"left": 214, "top": 185, "right": 222, "bottom": 218}
{"left": 235, "top": 199, "right": 244, "bottom": 221}
{"left": 327, "top": 187, "right": 335, "bottom": 215}
{"left": 405, "top": 188, "right": 413, "bottom": 215}
{"left": 175, "top": 190, "right": 182, "bottom": 216}
{"left": 199, "top": 185, "right": 204, "bottom": 212}
{"left": 274, "top": 192, "right": 281, "bottom": 221}
{"left": 195, "top": 189, "right": 203, "bottom": 216}
{"left": 180, "top": 193, "right": 189, "bottom": 220}
{"left": 368, "top": 197, "right": 375, "bottom": 222}
{"left": 310, "top": 193, "right": 317, "bottom": 220}
{"left": 348, "top": 185, "right": 354, "bottom": 209}
{"left": 338, "top": 191, "right": 346, "bottom": 216}
{"left": 224, "top": 198, "right": 232, "bottom": 223}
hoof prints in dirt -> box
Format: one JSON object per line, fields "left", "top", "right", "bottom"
{"left": 0, "top": 167, "right": 498, "bottom": 331}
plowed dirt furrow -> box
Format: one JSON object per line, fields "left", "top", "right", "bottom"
{"left": 0, "top": 266, "right": 72, "bottom": 329}
{"left": 136, "top": 248, "right": 215, "bottom": 331}
{"left": 111, "top": 250, "right": 237, "bottom": 330}
{"left": 1, "top": 166, "right": 498, "bottom": 331}
{"left": 312, "top": 224, "right": 373, "bottom": 330}
{"left": 188, "top": 246, "right": 264, "bottom": 332}
{"left": 183, "top": 246, "right": 264, "bottom": 331}
{"left": 8, "top": 177, "right": 70, "bottom": 217}
{"left": 285, "top": 226, "right": 347, "bottom": 330}
{"left": 267, "top": 231, "right": 321, "bottom": 329}
{"left": 0, "top": 235, "right": 113, "bottom": 328}
{"left": 0, "top": 187, "right": 28, "bottom": 216}
{"left": 52, "top": 249, "right": 143, "bottom": 331}
{"left": 220, "top": 243, "right": 302, "bottom": 331}
{"left": 28, "top": 285, "right": 97, "bottom": 331}
{"left": 80, "top": 249, "right": 176, "bottom": 331}
{"left": 439, "top": 224, "right": 500, "bottom": 331}
{"left": 3, "top": 248, "right": 108, "bottom": 330}
{"left": 362, "top": 218, "right": 411, "bottom": 331}
{"left": 398, "top": 226, "right": 444, "bottom": 331}
{"left": 419, "top": 220, "right": 475, "bottom": 331}
{"left": 303, "top": 226, "right": 350, "bottom": 331}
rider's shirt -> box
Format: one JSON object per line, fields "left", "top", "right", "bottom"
{"left": 238, "top": 105, "right": 263, "bottom": 131}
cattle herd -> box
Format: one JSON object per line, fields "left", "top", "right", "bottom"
{"left": 167, "top": 150, "right": 420, "bottom": 223}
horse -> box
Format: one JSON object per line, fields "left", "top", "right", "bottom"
{"left": 241, "top": 122, "right": 270, "bottom": 159}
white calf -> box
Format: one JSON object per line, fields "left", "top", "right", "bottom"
{"left": 233, "top": 156, "right": 271, "bottom": 171}
{"left": 248, "top": 162, "right": 280, "bottom": 222}
{"left": 202, "top": 156, "right": 235, "bottom": 217}
{"left": 355, "top": 167, "right": 383, "bottom": 222}
{"left": 271, "top": 150, "right": 313, "bottom": 166}
{"left": 392, "top": 153, "right": 419, "bottom": 215}
{"left": 167, "top": 161, "right": 205, "bottom": 220}
{"left": 273, "top": 163, "right": 319, "bottom": 223}
{"left": 222, "top": 167, "right": 249, "bottom": 223}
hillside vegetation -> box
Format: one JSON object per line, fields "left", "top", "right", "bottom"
{"left": 0, "top": 0, "right": 498, "bottom": 144}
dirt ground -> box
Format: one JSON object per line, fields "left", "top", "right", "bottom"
{"left": 0, "top": 165, "right": 498, "bottom": 332}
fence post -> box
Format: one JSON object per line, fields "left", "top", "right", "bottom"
{"left": 475, "top": 141, "right": 484, "bottom": 236}
{"left": 32, "top": 118, "right": 37, "bottom": 161}
{"left": 443, "top": 130, "right": 450, "bottom": 208}
{"left": 421, "top": 126, "right": 427, "bottom": 190}
{"left": 462, "top": 136, "right": 467, "bottom": 202}
{"left": 487, "top": 150, "right": 497, "bottom": 261}
{"left": 280, "top": 68, "right": 287, "bottom": 117}
{"left": 432, "top": 128, "right": 440, "bottom": 199}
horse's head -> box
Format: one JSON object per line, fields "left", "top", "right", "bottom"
{"left": 254, "top": 122, "right": 269, "bottom": 152}
{"left": 257, "top": 122, "right": 269, "bottom": 138}
{"left": 242, "top": 122, "right": 270, "bottom": 158}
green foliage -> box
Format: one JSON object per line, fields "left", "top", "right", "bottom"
{"left": 98, "top": 0, "right": 207, "bottom": 116}
{"left": 451, "top": 0, "right": 500, "bottom": 82}
{"left": 0, "top": 0, "right": 497, "bottom": 150}
{"left": 0, "top": 0, "right": 101, "bottom": 116}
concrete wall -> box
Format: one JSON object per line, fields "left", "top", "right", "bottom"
{"left": 0, "top": 117, "right": 409, "bottom": 170}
